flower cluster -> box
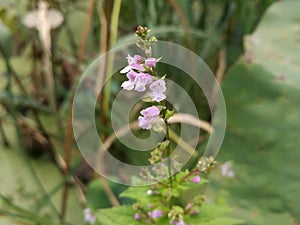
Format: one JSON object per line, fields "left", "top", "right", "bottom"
{"left": 118, "top": 26, "right": 219, "bottom": 225}
{"left": 120, "top": 26, "right": 166, "bottom": 130}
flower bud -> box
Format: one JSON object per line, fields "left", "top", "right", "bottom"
{"left": 192, "top": 176, "right": 201, "bottom": 183}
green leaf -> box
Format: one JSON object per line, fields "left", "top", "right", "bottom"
{"left": 187, "top": 203, "right": 242, "bottom": 225}
{"left": 86, "top": 180, "right": 130, "bottom": 209}
{"left": 119, "top": 186, "right": 149, "bottom": 201}
{"left": 212, "top": 1, "right": 300, "bottom": 223}
{"left": 200, "top": 217, "right": 243, "bottom": 225}
{"left": 244, "top": 0, "right": 300, "bottom": 89}
{"left": 96, "top": 206, "right": 140, "bottom": 225}
{"left": 191, "top": 203, "right": 231, "bottom": 222}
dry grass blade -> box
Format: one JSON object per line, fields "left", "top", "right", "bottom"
{"left": 168, "top": 113, "right": 212, "bottom": 134}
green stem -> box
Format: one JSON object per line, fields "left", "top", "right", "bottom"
{"left": 0, "top": 117, "right": 9, "bottom": 147}
{"left": 165, "top": 123, "right": 172, "bottom": 184}
{"left": 103, "top": 0, "right": 122, "bottom": 116}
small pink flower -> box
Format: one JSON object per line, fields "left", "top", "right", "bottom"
{"left": 121, "top": 70, "right": 138, "bottom": 90}
{"left": 121, "top": 71, "right": 152, "bottom": 92}
{"left": 120, "top": 54, "right": 145, "bottom": 73}
{"left": 138, "top": 106, "right": 160, "bottom": 130}
{"left": 134, "top": 213, "right": 141, "bottom": 220}
{"left": 192, "top": 175, "right": 201, "bottom": 183}
{"left": 134, "top": 73, "right": 152, "bottom": 92}
{"left": 186, "top": 203, "right": 193, "bottom": 209}
{"left": 145, "top": 57, "right": 157, "bottom": 67}
{"left": 149, "top": 79, "right": 166, "bottom": 102}
{"left": 150, "top": 210, "right": 163, "bottom": 219}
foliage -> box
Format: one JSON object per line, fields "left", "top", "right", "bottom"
{"left": 96, "top": 176, "right": 242, "bottom": 225}
{"left": 211, "top": 0, "right": 300, "bottom": 224}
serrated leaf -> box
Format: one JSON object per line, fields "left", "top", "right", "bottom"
{"left": 119, "top": 186, "right": 151, "bottom": 204}
{"left": 96, "top": 206, "right": 140, "bottom": 225}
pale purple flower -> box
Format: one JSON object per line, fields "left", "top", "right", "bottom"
{"left": 138, "top": 106, "right": 160, "bottom": 130}
{"left": 170, "top": 220, "right": 176, "bottom": 225}
{"left": 150, "top": 210, "right": 163, "bottom": 219}
{"left": 134, "top": 213, "right": 141, "bottom": 220}
{"left": 149, "top": 79, "right": 166, "bottom": 102}
{"left": 121, "top": 70, "right": 138, "bottom": 90}
{"left": 145, "top": 57, "right": 157, "bottom": 67}
{"left": 83, "top": 208, "right": 96, "bottom": 224}
{"left": 192, "top": 175, "right": 201, "bottom": 183}
{"left": 121, "top": 71, "right": 152, "bottom": 92}
{"left": 134, "top": 73, "right": 152, "bottom": 92}
{"left": 120, "top": 54, "right": 145, "bottom": 73}
{"left": 221, "top": 161, "right": 235, "bottom": 178}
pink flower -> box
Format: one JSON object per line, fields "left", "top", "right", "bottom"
{"left": 83, "top": 208, "right": 96, "bottom": 224}
{"left": 121, "top": 71, "right": 152, "bottom": 92}
{"left": 149, "top": 79, "right": 166, "bottom": 102}
{"left": 186, "top": 203, "right": 193, "bottom": 209}
{"left": 192, "top": 175, "right": 201, "bottom": 183}
{"left": 138, "top": 106, "right": 160, "bottom": 130}
{"left": 134, "top": 73, "right": 152, "bottom": 92}
{"left": 134, "top": 213, "right": 141, "bottom": 220}
{"left": 121, "top": 70, "right": 138, "bottom": 90}
{"left": 145, "top": 57, "right": 157, "bottom": 67}
{"left": 120, "top": 54, "right": 145, "bottom": 73}
{"left": 150, "top": 210, "right": 163, "bottom": 219}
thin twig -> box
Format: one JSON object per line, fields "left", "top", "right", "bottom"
{"left": 59, "top": 0, "right": 96, "bottom": 219}
{"left": 77, "top": 0, "right": 96, "bottom": 66}
{"left": 60, "top": 109, "right": 73, "bottom": 220}
{"left": 168, "top": 113, "right": 213, "bottom": 134}
{"left": 98, "top": 176, "right": 120, "bottom": 206}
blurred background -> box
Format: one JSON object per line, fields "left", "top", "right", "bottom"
{"left": 0, "top": 0, "right": 299, "bottom": 224}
